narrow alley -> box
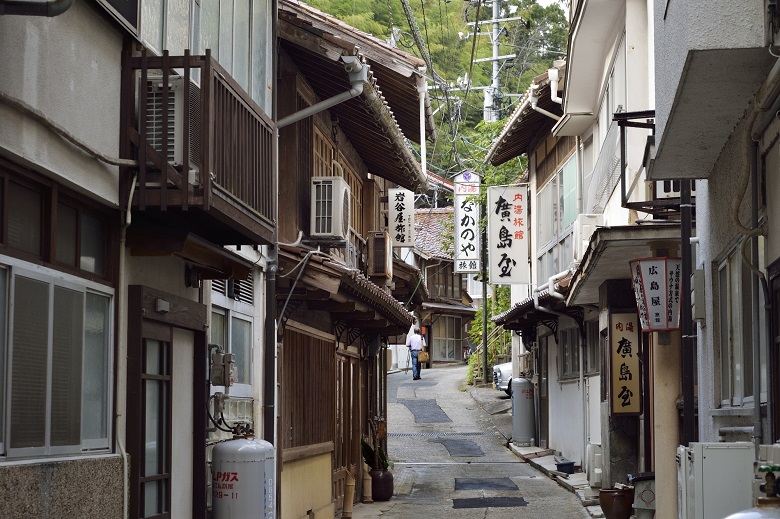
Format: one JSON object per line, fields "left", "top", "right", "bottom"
{"left": 351, "top": 365, "right": 590, "bottom": 518}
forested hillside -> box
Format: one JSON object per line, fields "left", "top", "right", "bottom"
{"left": 303, "top": 0, "right": 568, "bottom": 181}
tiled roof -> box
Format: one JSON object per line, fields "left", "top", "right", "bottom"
{"left": 414, "top": 207, "right": 454, "bottom": 260}
{"left": 493, "top": 275, "right": 573, "bottom": 324}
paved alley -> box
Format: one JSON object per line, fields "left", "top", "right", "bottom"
{"left": 350, "top": 364, "right": 590, "bottom": 518}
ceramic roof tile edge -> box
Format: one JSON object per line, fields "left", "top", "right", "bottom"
{"left": 413, "top": 207, "right": 454, "bottom": 260}
{"left": 279, "top": 0, "right": 438, "bottom": 143}
{"left": 493, "top": 275, "right": 573, "bottom": 324}
{"left": 392, "top": 257, "right": 430, "bottom": 301}
{"left": 485, "top": 66, "right": 565, "bottom": 165}
{"left": 278, "top": 244, "right": 414, "bottom": 328}
{"left": 277, "top": 18, "right": 427, "bottom": 191}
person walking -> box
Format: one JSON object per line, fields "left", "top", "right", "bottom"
{"left": 406, "top": 327, "right": 425, "bottom": 380}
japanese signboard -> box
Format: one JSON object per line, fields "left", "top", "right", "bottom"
{"left": 453, "top": 171, "right": 481, "bottom": 273}
{"left": 629, "top": 257, "right": 682, "bottom": 331}
{"left": 487, "top": 185, "right": 529, "bottom": 285}
{"left": 610, "top": 313, "right": 642, "bottom": 415}
{"left": 388, "top": 188, "right": 414, "bottom": 247}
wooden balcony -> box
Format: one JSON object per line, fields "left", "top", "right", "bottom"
{"left": 120, "top": 48, "right": 276, "bottom": 247}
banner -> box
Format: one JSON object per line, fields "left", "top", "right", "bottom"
{"left": 610, "top": 313, "right": 642, "bottom": 415}
{"left": 486, "top": 185, "right": 529, "bottom": 284}
{"left": 453, "top": 171, "right": 481, "bottom": 273}
{"left": 388, "top": 188, "right": 414, "bottom": 247}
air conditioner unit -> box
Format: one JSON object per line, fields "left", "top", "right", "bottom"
{"left": 142, "top": 74, "right": 202, "bottom": 184}
{"left": 654, "top": 180, "right": 696, "bottom": 200}
{"left": 311, "top": 176, "right": 350, "bottom": 240}
{"left": 367, "top": 231, "right": 393, "bottom": 279}
{"left": 573, "top": 214, "right": 603, "bottom": 262}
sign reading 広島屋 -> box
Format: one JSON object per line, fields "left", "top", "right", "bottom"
{"left": 629, "top": 257, "right": 682, "bottom": 331}
{"left": 487, "top": 185, "right": 529, "bottom": 285}
{"left": 388, "top": 188, "right": 414, "bottom": 247}
{"left": 610, "top": 313, "right": 642, "bottom": 415}
{"left": 453, "top": 171, "right": 481, "bottom": 273}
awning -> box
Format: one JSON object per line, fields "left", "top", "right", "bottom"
{"left": 126, "top": 222, "right": 253, "bottom": 280}
{"left": 391, "top": 258, "right": 429, "bottom": 308}
{"left": 277, "top": 245, "right": 414, "bottom": 335}
{"left": 567, "top": 223, "right": 681, "bottom": 306}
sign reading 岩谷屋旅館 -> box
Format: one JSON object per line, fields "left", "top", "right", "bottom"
{"left": 486, "top": 185, "right": 529, "bottom": 285}
{"left": 388, "top": 188, "right": 414, "bottom": 247}
{"left": 453, "top": 171, "right": 481, "bottom": 273}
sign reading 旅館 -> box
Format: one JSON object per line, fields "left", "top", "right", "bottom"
{"left": 388, "top": 188, "right": 414, "bottom": 247}
{"left": 453, "top": 171, "right": 481, "bottom": 273}
{"left": 629, "top": 257, "right": 682, "bottom": 332}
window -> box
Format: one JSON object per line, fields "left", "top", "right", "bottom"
{"left": 718, "top": 247, "right": 766, "bottom": 407}
{"left": 141, "top": 338, "right": 171, "bottom": 518}
{"left": 536, "top": 152, "right": 577, "bottom": 280}
{"left": 585, "top": 319, "right": 600, "bottom": 375}
{"left": 558, "top": 327, "right": 580, "bottom": 380}
{"left": 432, "top": 316, "right": 462, "bottom": 361}
{"left": 56, "top": 201, "right": 107, "bottom": 275}
{"left": 211, "top": 275, "right": 254, "bottom": 398}
{"left": 0, "top": 258, "right": 113, "bottom": 457}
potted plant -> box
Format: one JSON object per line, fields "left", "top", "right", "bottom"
{"left": 361, "top": 438, "right": 393, "bottom": 501}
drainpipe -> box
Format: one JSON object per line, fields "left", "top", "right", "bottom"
{"left": 270, "top": 0, "right": 280, "bottom": 514}
{"left": 529, "top": 85, "right": 561, "bottom": 122}
{"left": 277, "top": 56, "right": 367, "bottom": 128}
{"left": 547, "top": 63, "right": 564, "bottom": 105}
{"left": 0, "top": 0, "right": 72, "bottom": 16}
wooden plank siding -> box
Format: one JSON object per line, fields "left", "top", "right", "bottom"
{"left": 281, "top": 330, "right": 336, "bottom": 449}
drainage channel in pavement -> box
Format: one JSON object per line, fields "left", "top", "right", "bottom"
{"left": 452, "top": 497, "right": 529, "bottom": 509}
{"left": 389, "top": 431, "right": 496, "bottom": 437}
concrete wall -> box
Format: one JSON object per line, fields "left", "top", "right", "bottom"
{"left": 0, "top": 0, "right": 122, "bottom": 206}
{"left": 0, "top": 456, "right": 124, "bottom": 518}
{"left": 653, "top": 0, "right": 766, "bottom": 144}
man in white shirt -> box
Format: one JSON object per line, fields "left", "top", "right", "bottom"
{"left": 406, "top": 327, "right": 425, "bottom": 380}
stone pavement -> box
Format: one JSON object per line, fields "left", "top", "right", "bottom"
{"left": 352, "top": 367, "right": 604, "bottom": 519}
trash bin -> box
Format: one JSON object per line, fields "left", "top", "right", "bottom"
{"left": 511, "top": 377, "right": 535, "bottom": 446}
{"left": 628, "top": 472, "right": 655, "bottom": 519}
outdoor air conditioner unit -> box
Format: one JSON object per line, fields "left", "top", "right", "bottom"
{"left": 367, "top": 231, "right": 393, "bottom": 279}
{"left": 573, "top": 214, "right": 603, "bottom": 262}
{"left": 654, "top": 180, "right": 696, "bottom": 200}
{"left": 142, "top": 74, "right": 202, "bottom": 184}
{"left": 311, "top": 176, "right": 351, "bottom": 240}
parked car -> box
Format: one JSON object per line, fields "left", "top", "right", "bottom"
{"left": 492, "top": 361, "right": 513, "bottom": 396}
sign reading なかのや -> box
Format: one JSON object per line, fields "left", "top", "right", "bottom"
{"left": 453, "top": 171, "right": 481, "bottom": 273}
{"left": 388, "top": 188, "right": 414, "bottom": 247}
{"left": 486, "top": 185, "right": 529, "bottom": 285}
{"left": 609, "top": 313, "right": 641, "bottom": 415}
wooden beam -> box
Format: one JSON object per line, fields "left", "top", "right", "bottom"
{"left": 332, "top": 311, "right": 377, "bottom": 321}
{"left": 307, "top": 301, "right": 355, "bottom": 313}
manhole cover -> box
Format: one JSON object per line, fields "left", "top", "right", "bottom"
{"left": 455, "top": 478, "right": 518, "bottom": 490}
{"left": 397, "top": 399, "right": 451, "bottom": 423}
{"left": 428, "top": 438, "right": 484, "bottom": 457}
{"left": 452, "top": 497, "right": 529, "bottom": 509}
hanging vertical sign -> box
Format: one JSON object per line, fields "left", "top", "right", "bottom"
{"left": 629, "top": 257, "right": 682, "bottom": 331}
{"left": 610, "top": 313, "right": 642, "bottom": 415}
{"left": 487, "top": 185, "right": 529, "bottom": 284}
{"left": 388, "top": 188, "right": 414, "bottom": 247}
{"left": 454, "top": 171, "right": 481, "bottom": 273}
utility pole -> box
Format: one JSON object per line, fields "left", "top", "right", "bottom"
{"left": 485, "top": 0, "right": 501, "bottom": 122}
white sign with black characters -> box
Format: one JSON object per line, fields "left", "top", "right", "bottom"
{"left": 453, "top": 171, "right": 481, "bottom": 273}
{"left": 388, "top": 188, "right": 414, "bottom": 247}
{"left": 487, "top": 185, "right": 529, "bottom": 285}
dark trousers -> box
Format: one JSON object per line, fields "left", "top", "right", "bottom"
{"left": 411, "top": 349, "right": 420, "bottom": 378}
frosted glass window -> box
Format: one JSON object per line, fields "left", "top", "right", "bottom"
{"left": 8, "top": 182, "right": 42, "bottom": 255}
{"left": 57, "top": 203, "right": 78, "bottom": 267}
{"left": 251, "top": 0, "right": 270, "bottom": 109}
{"left": 560, "top": 155, "right": 578, "bottom": 229}
{"left": 201, "top": 0, "right": 220, "bottom": 57}
{"left": 10, "top": 276, "right": 49, "bottom": 449}
{"left": 537, "top": 181, "right": 555, "bottom": 247}
{"left": 80, "top": 213, "right": 105, "bottom": 275}
{"left": 83, "top": 293, "right": 110, "bottom": 443}
{"left": 0, "top": 270, "right": 6, "bottom": 448}
{"left": 211, "top": 310, "right": 226, "bottom": 348}
{"left": 231, "top": 316, "right": 251, "bottom": 384}
{"left": 233, "top": 0, "right": 250, "bottom": 90}
{"left": 218, "top": 0, "right": 234, "bottom": 72}
{"left": 141, "top": 0, "right": 165, "bottom": 53}
{"left": 51, "top": 287, "right": 83, "bottom": 447}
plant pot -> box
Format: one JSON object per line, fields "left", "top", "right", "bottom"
{"left": 599, "top": 488, "right": 634, "bottom": 519}
{"left": 370, "top": 468, "right": 394, "bottom": 502}
{"left": 555, "top": 461, "right": 574, "bottom": 474}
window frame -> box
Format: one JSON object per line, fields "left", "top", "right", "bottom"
{"left": 0, "top": 256, "right": 114, "bottom": 459}
{"left": 211, "top": 287, "right": 254, "bottom": 399}
{"left": 585, "top": 319, "right": 600, "bottom": 375}
{"left": 558, "top": 327, "right": 580, "bottom": 381}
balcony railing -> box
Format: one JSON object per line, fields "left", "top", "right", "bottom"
{"left": 121, "top": 49, "right": 276, "bottom": 246}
